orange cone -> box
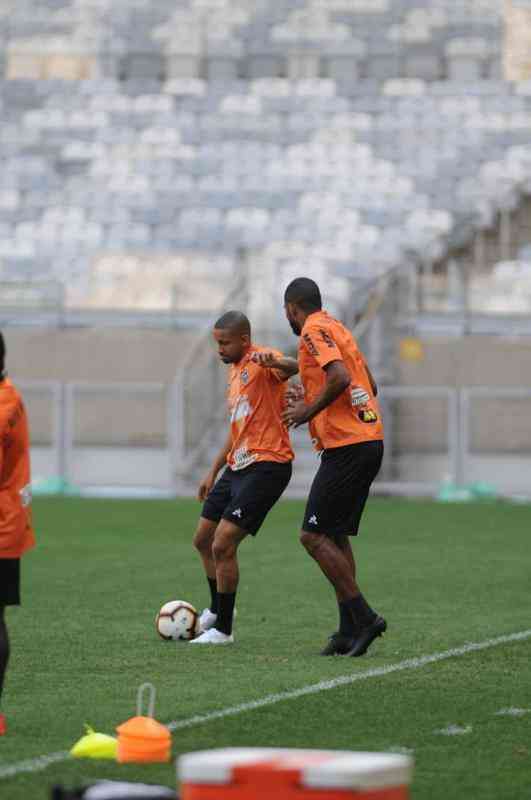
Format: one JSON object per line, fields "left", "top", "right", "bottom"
{"left": 116, "top": 683, "right": 171, "bottom": 764}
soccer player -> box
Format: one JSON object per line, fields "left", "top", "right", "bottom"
{"left": 191, "top": 310, "right": 298, "bottom": 645}
{"left": 282, "top": 278, "right": 385, "bottom": 657}
{"left": 0, "top": 332, "right": 35, "bottom": 734}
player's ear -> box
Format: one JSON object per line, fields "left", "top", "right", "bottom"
{"left": 285, "top": 301, "right": 296, "bottom": 319}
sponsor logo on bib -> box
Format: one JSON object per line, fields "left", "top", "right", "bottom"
{"left": 232, "top": 444, "right": 258, "bottom": 471}
{"left": 351, "top": 387, "right": 370, "bottom": 407}
{"left": 230, "top": 395, "right": 252, "bottom": 423}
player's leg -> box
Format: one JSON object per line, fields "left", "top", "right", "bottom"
{"left": 212, "top": 519, "right": 248, "bottom": 634}
{"left": 193, "top": 517, "right": 219, "bottom": 622}
{"left": 0, "top": 606, "right": 7, "bottom": 734}
{"left": 191, "top": 519, "right": 247, "bottom": 644}
{"left": 334, "top": 534, "right": 380, "bottom": 635}
{"left": 300, "top": 530, "right": 358, "bottom": 601}
{"left": 301, "top": 442, "right": 385, "bottom": 655}
{"left": 0, "top": 606, "right": 9, "bottom": 721}
{"left": 193, "top": 468, "right": 233, "bottom": 630}
{"left": 301, "top": 452, "right": 359, "bottom": 650}
{"left": 0, "top": 558, "right": 19, "bottom": 734}
{"left": 192, "top": 461, "right": 292, "bottom": 644}
{"left": 338, "top": 442, "right": 386, "bottom": 657}
{"left": 299, "top": 530, "right": 363, "bottom": 653}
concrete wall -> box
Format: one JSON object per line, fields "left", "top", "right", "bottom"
{"left": 397, "top": 336, "right": 531, "bottom": 388}
{"left": 393, "top": 335, "right": 531, "bottom": 456}
{"left": 4, "top": 327, "right": 201, "bottom": 383}
{"left": 4, "top": 327, "right": 202, "bottom": 449}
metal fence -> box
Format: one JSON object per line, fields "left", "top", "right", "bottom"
{"left": 16, "top": 381, "right": 531, "bottom": 499}
{"left": 20, "top": 380, "right": 180, "bottom": 496}
{"left": 376, "top": 386, "right": 461, "bottom": 496}
{"left": 459, "top": 387, "right": 531, "bottom": 495}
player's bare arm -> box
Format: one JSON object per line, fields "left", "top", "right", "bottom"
{"left": 282, "top": 360, "right": 350, "bottom": 428}
{"left": 197, "top": 428, "right": 232, "bottom": 501}
{"left": 251, "top": 351, "right": 299, "bottom": 379}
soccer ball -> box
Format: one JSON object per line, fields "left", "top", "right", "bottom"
{"left": 156, "top": 600, "right": 200, "bottom": 641}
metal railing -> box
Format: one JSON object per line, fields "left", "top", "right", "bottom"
{"left": 16, "top": 380, "right": 531, "bottom": 498}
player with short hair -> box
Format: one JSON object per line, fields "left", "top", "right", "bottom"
{"left": 0, "top": 332, "right": 36, "bottom": 734}
{"left": 191, "top": 310, "right": 298, "bottom": 645}
{"left": 282, "top": 278, "right": 385, "bottom": 657}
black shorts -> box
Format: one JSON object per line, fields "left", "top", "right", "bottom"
{"left": 303, "top": 440, "right": 383, "bottom": 537}
{"left": 0, "top": 559, "right": 21, "bottom": 606}
{"left": 202, "top": 461, "right": 292, "bottom": 536}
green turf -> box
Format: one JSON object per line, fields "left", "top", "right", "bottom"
{"left": 1, "top": 497, "right": 530, "bottom": 799}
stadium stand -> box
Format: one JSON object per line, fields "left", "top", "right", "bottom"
{"left": 3, "top": 72, "right": 531, "bottom": 315}
{"left": 1, "top": 0, "right": 530, "bottom": 326}
{"left": 2, "top": 0, "right": 531, "bottom": 495}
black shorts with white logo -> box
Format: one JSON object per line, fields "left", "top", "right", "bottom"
{"left": 0, "top": 559, "right": 21, "bottom": 606}
{"left": 202, "top": 460, "right": 292, "bottom": 536}
{"left": 303, "top": 440, "right": 383, "bottom": 537}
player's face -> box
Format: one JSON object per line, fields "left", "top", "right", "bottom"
{"left": 213, "top": 328, "right": 248, "bottom": 364}
{"left": 285, "top": 303, "right": 302, "bottom": 336}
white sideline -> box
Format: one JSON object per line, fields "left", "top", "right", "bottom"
{"left": 1, "top": 628, "right": 530, "bottom": 781}
{"left": 166, "top": 628, "right": 531, "bottom": 731}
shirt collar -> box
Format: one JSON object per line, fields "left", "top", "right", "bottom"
{"left": 234, "top": 345, "right": 255, "bottom": 370}
{"left": 301, "top": 309, "right": 326, "bottom": 334}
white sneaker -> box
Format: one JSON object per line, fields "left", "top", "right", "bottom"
{"left": 199, "top": 606, "right": 237, "bottom": 633}
{"left": 189, "top": 628, "right": 234, "bottom": 645}
{"left": 199, "top": 608, "right": 218, "bottom": 632}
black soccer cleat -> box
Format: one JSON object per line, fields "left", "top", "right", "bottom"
{"left": 320, "top": 632, "right": 355, "bottom": 656}
{"left": 346, "top": 616, "right": 387, "bottom": 657}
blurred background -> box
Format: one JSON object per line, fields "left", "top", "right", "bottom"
{"left": 2, "top": 0, "right": 531, "bottom": 501}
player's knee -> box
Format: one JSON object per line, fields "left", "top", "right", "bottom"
{"left": 212, "top": 532, "right": 237, "bottom": 563}
{"left": 300, "top": 530, "right": 322, "bottom": 554}
{"left": 193, "top": 526, "right": 213, "bottom": 555}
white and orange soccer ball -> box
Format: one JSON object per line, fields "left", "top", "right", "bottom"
{"left": 156, "top": 600, "right": 200, "bottom": 641}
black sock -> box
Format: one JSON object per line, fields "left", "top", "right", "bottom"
{"left": 338, "top": 601, "right": 359, "bottom": 637}
{"left": 0, "top": 610, "right": 9, "bottom": 705}
{"left": 207, "top": 577, "right": 218, "bottom": 614}
{"left": 345, "top": 593, "right": 377, "bottom": 629}
{"left": 216, "top": 592, "right": 236, "bottom": 635}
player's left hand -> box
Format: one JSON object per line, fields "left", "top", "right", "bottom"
{"left": 282, "top": 400, "right": 310, "bottom": 428}
{"left": 251, "top": 351, "right": 279, "bottom": 369}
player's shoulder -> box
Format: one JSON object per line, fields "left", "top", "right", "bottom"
{"left": 0, "top": 378, "right": 19, "bottom": 405}
{"left": 302, "top": 310, "right": 336, "bottom": 334}
{"left": 0, "top": 380, "right": 21, "bottom": 428}
{"left": 303, "top": 311, "right": 343, "bottom": 347}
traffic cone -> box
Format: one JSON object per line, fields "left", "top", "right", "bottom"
{"left": 116, "top": 683, "right": 171, "bottom": 764}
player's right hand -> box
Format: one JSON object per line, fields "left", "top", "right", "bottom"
{"left": 285, "top": 383, "right": 304, "bottom": 405}
{"left": 198, "top": 472, "right": 215, "bottom": 502}
{"left": 251, "top": 351, "right": 278, "bottom": 369}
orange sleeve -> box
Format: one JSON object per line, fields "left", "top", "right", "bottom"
{"left": 301, "top": 324, "right": 343, "bottom": 370}
{"left": 0, "top": 415, "right": 6, "bottom": 478}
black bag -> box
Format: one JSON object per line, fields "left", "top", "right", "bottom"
{"left": 51, "top": 780, "right": 178, "bottom": 800}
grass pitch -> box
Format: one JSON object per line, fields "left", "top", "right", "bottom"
{"left": 1, "top": 497, "right": 530, "bottom": 799}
